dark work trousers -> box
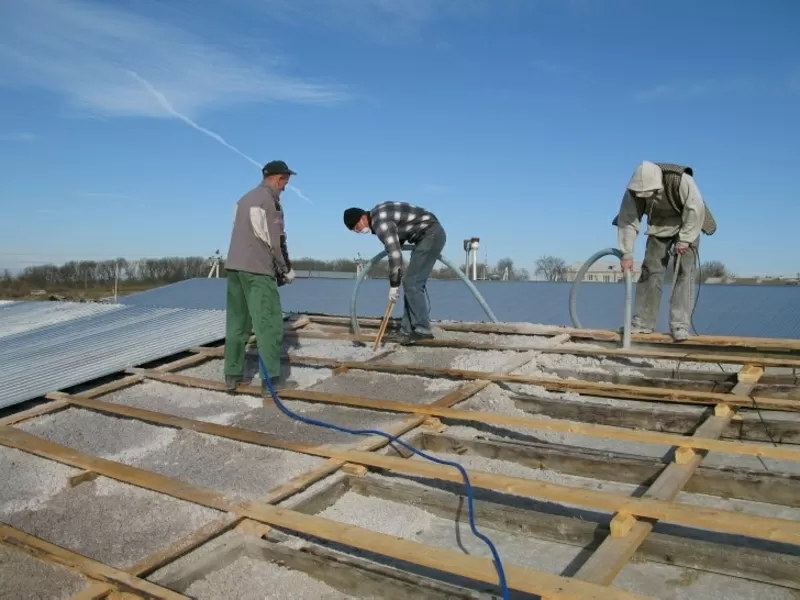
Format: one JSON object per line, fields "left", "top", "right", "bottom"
{"left": 400, "top": 221, "right": 447, "bottom": 335}
{"left": 224, "top": 269, "right": 284, "bottom": 379}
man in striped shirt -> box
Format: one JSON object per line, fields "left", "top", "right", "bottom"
{"left": 344, "top": 202, "right": 447, "bottom": 343}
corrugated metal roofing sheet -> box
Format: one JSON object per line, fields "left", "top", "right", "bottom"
{"left": 0, "top": 301, "right": 225, "bottom": 410}
{"left": 122, "top": 277, "right": 800, "bottom": 339}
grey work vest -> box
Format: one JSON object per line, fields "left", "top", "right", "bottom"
{"left": 225, "top": 184, "right": 284, "bottom": 276}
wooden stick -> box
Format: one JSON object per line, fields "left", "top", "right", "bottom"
{"left": 124, "top": 369, "right": 800, "bottom": 463}
{"left": 2, "top": 351, "right": 210, "bottom": 428}
{"left": 0, "top": 523, "right": 187, "bottom": 599}
{"left": 573, "top": 365, "right": 766, "bottom": 585}
{"left": 122, "top": 359, "right": 494, "bottom": 580}
{"left": 31, "top": 394, "right": 800, "bottom": 545}
{"left": 198, "top": 331, "right": 800, "bottom": 370}
{"left": 274, "top": 356, "right": 800, "bottom": 412}
{"left": 306, "top": 314, "right": 800, "bottom": 352}
{"left": 0, "top": 427, "right": 650, "bottom": 600}
{"left": 373, "top": 298, "right": 396, "bottom": 352}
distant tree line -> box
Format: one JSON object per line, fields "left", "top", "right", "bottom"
{"left": 0, "top": 253, "right": 731, "bottom": 298}
{"left": 531, "top": 254, "right": 731, "bottom": 283}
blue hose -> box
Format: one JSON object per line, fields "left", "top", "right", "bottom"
{"left": 257, "top": 353, "right": 510, "bottom": 599}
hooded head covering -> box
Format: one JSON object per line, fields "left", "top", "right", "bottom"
{"left": 626, "top": 161, "right": 663, "bottom": 195}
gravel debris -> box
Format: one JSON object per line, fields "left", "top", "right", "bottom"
{"left": 185, "top": 554, "right": 356, "bottom": 599}
{"left": 17, "top": 407, "right": 179, "bottom": 464}
{"left": 0, "top": 544, "right": 88, "bottom": 599}
{"left": 131, "top": 430, "right": 323, "bottom": 502}
{"left": 104, "top": 379, "right": 262, "bottom": 425}
{"left": 309, "top": 370, "right": 458, "bottom": 404}
{"left": 0, "top": 446, "right": 80, "bottom": 517}
{"left": 5, "top": 476, "right": 221, "bottom": 569}
{"left": 232, "top": 401, "right": 404, "bottom": 447}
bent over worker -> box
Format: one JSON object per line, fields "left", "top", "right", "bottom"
{"left": 343, "top": 201, "right": 446, "bottom": 344}
{"left": 224, "top": 160, "right": 298, "bottom": 393}
{"left": 613, "top": 161, "right": 716, "bottom": 342}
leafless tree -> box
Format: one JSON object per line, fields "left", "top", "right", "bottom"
{"left": 535, "top": 255, "right": 568, "bottom": 282}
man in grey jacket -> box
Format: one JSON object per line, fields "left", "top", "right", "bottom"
{"left": 614, "top": 161, "right": 716, "bottom": 341}
{"left": 224, "top": 160, "right": 297, "bottom": 394}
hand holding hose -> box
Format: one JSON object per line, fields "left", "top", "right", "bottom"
{"left": 674, "top": 242, "right": 689, "bottom": 255}
{"left": 621, "top": 257, "right": 634, "bottom": 273}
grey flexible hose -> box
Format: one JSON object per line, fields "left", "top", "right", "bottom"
{"left": 569, "top": 247, "right": 633, "bottom": 349}
{"left": 349, "top": 245, "right": 498, "bottom": 335}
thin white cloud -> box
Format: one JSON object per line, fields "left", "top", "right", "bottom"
{"left": 0, "top": 0, "right": 348, "bottom": 119}
{"left": 0, "top": 132, "right": 38, "bottom": 142}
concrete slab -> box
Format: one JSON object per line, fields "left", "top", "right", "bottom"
{"left": 0, "top": 446, "right": 81, "bottom": 517}
{"left": 231, "top": 401, "right": 405, "bottom": 447}
{"left": 132, "top": 429, "right": 324, "bottom": 502}
{"left": 308, "top": 370, "right": 459, "bottom": 404}
{"left": 0, "top": 544, "right": 88, "bottom": 600}
{"left": 3, "top": 476, "right": 221, "bottom": 569}
{"left": 16, "top": 407, "right": 180, "bottom": 464}
{"left": 314, "top": 487, "right": 798, "bottom": 600}
{"left": 186, "top": 554, "right": 356, "bottom": 599}
{"left": 103, "top": 379, "right": 263, "bottom": 425}
{"left": 181, "top": 357, "right": 334, "bottom": 390}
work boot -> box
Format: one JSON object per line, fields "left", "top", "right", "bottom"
{"left": 261, "top": 377, "right": 299, "bottom": 397}
{"left": 401, "top": 331, "right": 435, "bottom": 345}
{"left": 224, "top": 375, "right": 242, "bottom": 393}
{"left": 383, "top": 330, "right": 411, "bottom": 344}
{"left": 671, "top": 327, "right": 689, "bottom": 342}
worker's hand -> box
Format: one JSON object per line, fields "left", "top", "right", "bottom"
{"left": 674, "top": 242, "right": 689, "bottom": 255}
{"left": 283, "top": 269, "right": 296, "bottom": 283}
{"left": 388, "top": 286, "right": 400, "bottom": 302}
{"left": 620, "top": 258, "right": 634, "bottom": 273}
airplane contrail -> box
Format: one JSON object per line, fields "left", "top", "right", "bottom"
{"left": 128, "top": 70, "right": 313, "bottom": 204}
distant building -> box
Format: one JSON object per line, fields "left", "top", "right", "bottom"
{"left": 563, "top": 260, "right": 642, "bottom": 283}
{"left": 295, "top": 270, "right": 356, "bottom": 279}
{"left": 705, "top": 275, "right": 800, "bottom": 285}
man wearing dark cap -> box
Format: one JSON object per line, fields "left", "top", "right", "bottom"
{"left": 224, "top": 160, "right": 298, "bottom": 394}
{"left": 343, "top": 202, "right": 446, "bottom": 344}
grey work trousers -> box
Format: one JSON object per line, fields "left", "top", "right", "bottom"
{"left": 400, "top": 222, "right": 447, "bottom": 335}
{"left": 632, "top": 235, "right": 699, "bottom": 333}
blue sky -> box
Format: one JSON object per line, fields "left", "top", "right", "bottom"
{"left": 1, "top": 0, "right": 798, "bottom": 277}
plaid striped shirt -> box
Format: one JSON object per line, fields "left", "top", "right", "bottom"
{"left": 369, "top": 201, "right": 438, "bottom": 286}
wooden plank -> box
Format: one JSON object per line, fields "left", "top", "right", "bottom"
{"left": 306, "top": 314, "right": 800, "bottom": 352}
{"left": 10, "top": 397, "right": 800, "bottom": 546}
{"left": 70, "top": 582, "right": 114, "bottom": 600}
{"left": 2, "top": 350, "right": 210, "bottom": 428}
{"left": 126, "top": 369, "right": 800, "bottom": 463}
{"left": 125, "top": 371, "right": 492, "bottom": 578}
{"left": 350, "top": 475, "right": 800, "bottom": 591}
{"left": 0, "top": 399, "right": 69, "bottom": 426}
{"left": 419, "top": 433, "right": 800, "bottom": 507}
{"left": 0, "top": 427, "right": 650, "bottom": 600}
{"left": 511, "top": 393, "right": 800, "bottom": 445}
{"left": 280, "top": 355, "right": 800, "bottom": 412}
{"left": 296, "top": 327, "right": 800, "bottom": 371}
{"left": 243, "top": 537, "right": 487, "bottom": 600}
{"left": 573, "top": 365, "right": 767, "bottom": 585}
{"left": 201, "top": 327, "right": 800, "bottom": 368}
{"left": 0, "top": 523, "right": 187, "bottom": 600}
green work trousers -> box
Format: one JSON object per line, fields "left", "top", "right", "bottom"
{"left": 223, "top": 269, "right": 284, "bottom": 379}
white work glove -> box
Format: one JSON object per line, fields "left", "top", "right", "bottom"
{"left": 388, "top": 286, "right": 400, "bottom": 302}
{"left": 283, "top": 269, "right": 296, "bottom": 283}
